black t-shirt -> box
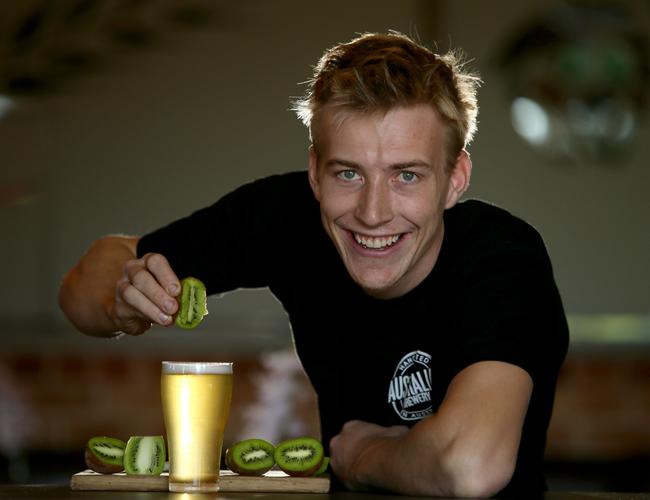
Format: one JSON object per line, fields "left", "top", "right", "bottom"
{"left": 138, "top": 171, "right": 568, "bottom": 496}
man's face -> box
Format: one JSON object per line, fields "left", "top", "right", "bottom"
{"left": 309, "top": 104, "right": 470, "bottom": 299}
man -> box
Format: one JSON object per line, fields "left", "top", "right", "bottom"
{"left": 59, "top": 32, "right": 568, "bottom": 497}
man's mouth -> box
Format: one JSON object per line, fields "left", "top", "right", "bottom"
{"left": 353, "top": 232, "right": 402, "bottom": 250}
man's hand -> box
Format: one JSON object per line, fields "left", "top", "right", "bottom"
{"left": 112, "top": 252, "right": 181, "bottom": 335}
{"left": 326, "top": 362, "right": 532, "bottom": 497}
{"left": 59, "top": 236, "right": 181, "bottom": 337}
{"left": 330, "top": 420, "right": 408, "bottom": 490}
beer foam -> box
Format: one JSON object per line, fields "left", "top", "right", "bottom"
{"left": 162, "top": 361, "right": 232, "bottom": 374}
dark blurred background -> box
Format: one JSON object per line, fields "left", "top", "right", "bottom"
{"left": 1, "top": 0, "right": 649, "bottom": 492}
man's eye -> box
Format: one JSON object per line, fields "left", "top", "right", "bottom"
{"left": 338, "top": 170, "right": 360, "bottom": 181}
{"left": 399, "top": 171, "right": 417, "bottom": 183}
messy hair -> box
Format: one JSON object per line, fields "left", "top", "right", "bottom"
{"left": 293, "top": 32, "right": 481, "bottom": 172}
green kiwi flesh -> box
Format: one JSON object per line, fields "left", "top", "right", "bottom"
{"left": 175, "top": 277, "right": 208, "bottom": 329}
{"left": 124, "top": 436, "right": 166, "bottom": 475}
{"left": 225, "top": 438, "right": 275, "bottom": 476}
{"left": 274, "top": 437, "right": 324, "bottom": 477}
{"left": 85, "top": 436, "right": 126, "bottom": 473}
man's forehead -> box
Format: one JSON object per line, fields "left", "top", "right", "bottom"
{"left": 315, "top": 103, "right": 442, "bottom": 134}
{"left": 313, "top": 105, "right": 444, "bottom": 163}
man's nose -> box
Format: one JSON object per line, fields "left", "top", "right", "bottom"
{"left": 355, "top": 180, "right": 394, "bottom": 227}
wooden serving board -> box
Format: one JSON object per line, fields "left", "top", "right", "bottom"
{"left": 71, "top": 469, "right": 330, "bottom": 493}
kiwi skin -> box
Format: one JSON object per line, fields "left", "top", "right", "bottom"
{"left": 313, "top": 456, "right": 330, "bottom": 476}
{"left": 84, "top": 436, "right": 126, "bottom": 474}
{"left": 225, "top": 438, "right": 275, "bottom": 476}
{"left": 274, "top": 437, "right": 324, "bottom": 477}
{"left": 123, "top": 436, "right": 166, "bottom": 475}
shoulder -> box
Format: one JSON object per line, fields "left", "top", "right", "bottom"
{"left": 231, "top": 171, "right": 311, "bottom": 201}
{"left": 442, "top": 201, "right": 569, "bottom": 377}
{"left": 444, "top": 199, "right": 548, "bottom": 261}
{"left": 220, "top": 170, "right": 320, "bottom": 239}
{"left": 215, "top": 171, "right": 316, "bottom": 222}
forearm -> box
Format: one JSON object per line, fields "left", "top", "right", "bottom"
{"left": 339, "top": 363, "right": 530, "bottom": 497}
{"left": 353, "top": 420, "right": 514, "bottom": 498}
{"left": 58, "top": 235, "right": 138, "bottom": 337}
{"left": 350, "top": 418, "right": 457, "bottom": 496}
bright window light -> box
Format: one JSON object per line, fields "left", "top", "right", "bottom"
{"left": 510, "top": 97, "right": 550, "bottom": 146}
{"left": 0, "top": 95, "right": 15, "bottom": 119}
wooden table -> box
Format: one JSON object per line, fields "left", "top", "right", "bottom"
{"left": 1, "top": 486, "right": 649, "bottom": 500}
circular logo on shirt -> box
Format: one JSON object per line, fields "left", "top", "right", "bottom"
{"left": 387, "top": 350, "right": 433, "bottom": 421}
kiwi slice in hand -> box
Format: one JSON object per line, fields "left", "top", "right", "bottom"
{"left": 225, "top": 438, "right": 275, "bottom": 476}
{"left": 123, "top": 436, "right": 166, "bottom": 475}
{"left": 84, "top": 436, "right": 126, "bottom": 474}
{"left": 274, "top": 437, "right": 324, "bottom": 477}
{"left": 175, "top": 277, "right": 208, "bottom": 329}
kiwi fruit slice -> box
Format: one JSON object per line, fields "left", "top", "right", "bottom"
{"left": 313, "top": 456, "right": 329, "bottom": 476}
{"left": 175, "top": 277, "right": 208, "bottom": 329}
{"left": 84, "top": 436, "right": 126, "bottom": 474}
{"left": 123, "top": 436, "right": 166, "bottom": 475}
{"left": 225, "top": 438, "right": 275, "bottom": 476}
{"left": 274, "top": 437, "right": 324, "bottom": 477}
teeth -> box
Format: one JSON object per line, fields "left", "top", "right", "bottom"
{"left": 354, "top": 233, "right": 400, "bottom": 249}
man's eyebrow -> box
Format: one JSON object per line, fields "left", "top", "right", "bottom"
{"left": 324, "top": 158, "right": 361, "bottom": 169}
{"left": 389, "top": 161, "right": 432, "bottom": 170}
{"left": 324, "top": 159, "right": 432, "bottom": 170}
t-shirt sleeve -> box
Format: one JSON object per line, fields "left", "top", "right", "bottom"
{"left": 448, "top": 233, "right": 569, "bottom": 382}
{"left": 136, "top": 174, "right": 303, "bottom": 295}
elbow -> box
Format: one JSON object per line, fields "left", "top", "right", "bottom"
{"left": 58, "top": 269, "right": 107, "bottom": 337}
{"left": 57, "top": 273, "right": 75, "bottom": 324}
{"left": 442, "top": 445, "right": 516, "bottom": 498}
{"left": 58, "top": 275, "right": 87, "bottom": 335}
{"left": 452, "top": 463, "right": 514, "bottom": 498}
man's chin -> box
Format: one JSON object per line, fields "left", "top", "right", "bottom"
{"left": 338, "top": 247, "right": 408, "bottom": 298}
{"left": 352, "top": 274, "right": 401, "bottom": 299}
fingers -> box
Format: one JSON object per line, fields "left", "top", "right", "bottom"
{"left": 117, "top": 277, "right": 173, "bottom": 326}
{"left": 127, "top": 254, "right": 180, "bottom": 311}
{"left": 114, "top": 253, "right": 182, "bottom": 334}
{"left": 329, "top": 435, "right": 343, "bottom": 479}
{"left": 142, "top": 253, "right": 181, "bottom": 297}
{"left": 329, "top": 429, "right": 367, "bottom": 491}
{"left": 109, "top": 296, "right": 153, "bottom": 336}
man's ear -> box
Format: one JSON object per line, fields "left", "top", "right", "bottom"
{"left": 308, "top": 145, "right": 321, "bottom": 201}
{"left": 445, "top": 149, "right": 472, "bottom": 209}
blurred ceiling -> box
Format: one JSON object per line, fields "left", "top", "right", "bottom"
{"left": 498, "top": 0, "right": 649, "bottom": 163}
{"left": 0, "top": 0, "right": 220, "bottom": 96}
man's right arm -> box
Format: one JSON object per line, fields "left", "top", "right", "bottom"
{"left": 58, "top": 236, "right": 181, "bottom": 337}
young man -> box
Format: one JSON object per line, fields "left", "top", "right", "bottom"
{"left": 59, "top": 33, "right": 568, "bottom": 497}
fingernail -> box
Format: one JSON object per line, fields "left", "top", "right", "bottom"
{"left": 159, "top": 313, "right": 170, "bottom": 324}
{"left": 168, "top": 283, "right": 179, "bottom": 295}
{"left": 164, "top": 300, "right": 176, "bottom": 313}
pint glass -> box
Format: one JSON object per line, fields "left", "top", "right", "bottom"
{"left": 161, "top": 361, "right": 233, "bottom": 492}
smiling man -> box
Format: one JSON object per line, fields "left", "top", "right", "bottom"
{"left": 308, "top": 104, "right": 469, "bottom": 299}
{"left": 59, "top": 33, "right": 568, "bottom": 498}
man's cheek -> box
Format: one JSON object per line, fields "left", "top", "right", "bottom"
{"left": 323, "top": 192, "right": 354, "bottom": 216}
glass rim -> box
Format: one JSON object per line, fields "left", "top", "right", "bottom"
{"left": 161, "top": 361, "right": 232, "bottom": 374}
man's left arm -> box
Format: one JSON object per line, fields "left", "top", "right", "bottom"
{"left": 330, "top": 360, "right": 532, "bottom": 498}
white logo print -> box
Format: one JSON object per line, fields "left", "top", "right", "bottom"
{"left": 387, "top": 350, "right": 433, "bottom": 421}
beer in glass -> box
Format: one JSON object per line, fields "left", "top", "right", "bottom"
{"left": 161, "top": 361, "right": 233, "bottom": 492}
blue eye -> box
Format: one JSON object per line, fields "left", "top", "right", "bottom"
{"left": 399, "top": 171, "right": 417, "bottom": 183}
{"left": 338, "top": 170, "right": 360, "bottom": 181}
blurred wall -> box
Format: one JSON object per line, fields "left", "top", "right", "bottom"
{"left": 432, "top": 0, "right": 650, "bottom": 316}
{"left": 0, "top": 0, "right": 649, "bottom": 487}
{"left": 1, "top": 0, "right": 648, "bottom": 341}
{"left": 2, "top": 1, "right": 424, "bottom": 345}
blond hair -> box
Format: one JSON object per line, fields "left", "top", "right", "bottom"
{"left": 293, "top": 32, "right": 481, "bottom": 171}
